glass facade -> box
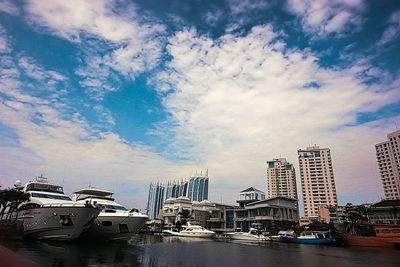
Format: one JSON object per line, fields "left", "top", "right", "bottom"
{"left": 146, "top": 183, "right": 165, "bottom": 219}
{"left": 146, "top": 172, "right": 210, "bottom": 219}
{"left": 187, "top": 176, "right": 209, "bottom": 201}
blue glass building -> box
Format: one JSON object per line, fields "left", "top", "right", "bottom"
{"left": 146, "top": 182, "right": 165, "bottom": 219}
{"left": 146, "top": 171, "right": 209, "bottom": 218}
{"left": 187, "top": 174, "right": 209, "bottom": 201}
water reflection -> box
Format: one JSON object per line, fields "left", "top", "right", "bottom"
{"left": 7, "top": 239, "right": 143, "bottom": 267}
{"left": 1, "top": 235, "right": 400, "bottom": 267}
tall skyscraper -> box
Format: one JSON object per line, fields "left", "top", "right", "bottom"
{"left": 187, "top": 171, "right": 209, "bottom": 202}
{"left": 298, "top": 145, "right": 338, "bottom": 219}
{"left": 146, "top": 182, "right": 165, "bottom": 219}
{"left": 165, "top": 179, "right": 188, "bottom": 200}
{"left": 266, "top": 158, "right": 298, "bottom": 200}
{"left": 375, "top": 130, "right": 400, "bottom": 200}
{"left": 146, "top": 170, "right": 210, "bottom": 218}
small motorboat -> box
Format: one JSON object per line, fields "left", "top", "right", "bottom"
{"left": 162, "top": 223, "right": 215, "bottom": 238}
{"left": 225, "top": 228, "right": 270, "bottom": 242}
{"left": 294, "top": 231, "right": 335, "bottom": 244}
{"left": 270, "top": 230, "right": 296, "bottom": 242}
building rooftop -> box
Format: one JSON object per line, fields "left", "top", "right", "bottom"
{"left": 372, "top": 199, "right": 400, "bottom": 207}
{"left": 240, "top": 187, "right": 264, "bottom": 193}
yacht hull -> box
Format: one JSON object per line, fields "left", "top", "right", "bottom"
{"left": 82, "top": 214, "right": 148, "bottom": 242}
{"left": 226, "top": 233, "right": 270, "bottom": 242}
{"left": 19, "top": 205, "right": 100, "bottom": 241}
{"left": 177, "top": 232, "right": 215, "bottom": 238}
{"left": 162, "top": 229, "right": 215, "bottom": 238}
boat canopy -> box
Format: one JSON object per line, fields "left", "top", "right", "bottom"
{"left": 73, "top": 187, "right": 114, "bottom": 197}
{"left": 26, "top": 183, "right": 64, "bottom": 194}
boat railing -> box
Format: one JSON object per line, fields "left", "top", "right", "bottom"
{"left": 40, "top": 203, "right": 96, "bottom": 208}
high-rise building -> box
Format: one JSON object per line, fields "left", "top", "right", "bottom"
{"left": 165, "top": 180, "right": 188, "bottom": 200}
{"left": 187, "top": 171, "right": 209, "bottom": 202}
{"left": 298, "top": 145, "right": 338, "bottom": 219}
{"left": 375, "top": 130, "right": 400, "bottom": 200}
{"left": 146, "top": 182, "right": 165, "bottom": 219}
{"left": 146, "top": 170, "right": 210, "bottom": 218}
{"left": 266, "top": 158, "right": 298, "bottom": 200}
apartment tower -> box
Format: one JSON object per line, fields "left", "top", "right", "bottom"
{"left": 375, "top": 130, "right": 400, "bottom": 200}
{"left": 187, "top": 171, "right": 209, "bottom": 202}
{"left": 266, "top": 158, "right": 298, "bottom": 200}
{"left": 146, "top": 182, "right": 165, "bottom": 219}
{"left": 298, "top": 145, "right": 338, "bottom": 219}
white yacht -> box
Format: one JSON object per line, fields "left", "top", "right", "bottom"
{"left": 13, "top": 175, "right": 100, "bottom": 241}
{"left": 270, "top": 230, "right": 296, "bottom": 242}
{"left": 225, "top": 228, "right": 270, "bottom": 242}
{"left": 163, "top": 223, "right": 215, "bottom": 238}
{"left": 72, "top": 187, "right": 149, "bottom": 242}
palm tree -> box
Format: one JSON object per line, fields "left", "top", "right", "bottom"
{"left": 0, "top": 189, "right": 30, "bottom": 222}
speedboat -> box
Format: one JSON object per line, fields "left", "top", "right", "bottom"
{"left": 270, "top": 230, "right": 296, "bottom": 242}
{"left": 163, "top": 223, "right": 215, "bottom": 238}
{"left": 294, "top": 231, "right": 335, "bottom": 244}
{"left": 225, "top": 228, "right": 270, "bottom": 242}
{"left": 12, "top": 175, "right": 100, "bottom": 241}
{"left": 72, "top": 187, "right": 148, "bottom": 242}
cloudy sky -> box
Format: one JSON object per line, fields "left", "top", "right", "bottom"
{"left": 0, "top": 0, "right": 399, "bottom": 211}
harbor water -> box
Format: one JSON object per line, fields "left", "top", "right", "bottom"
{"left": 1, "top": 235, "right": 400, "bottom": 267}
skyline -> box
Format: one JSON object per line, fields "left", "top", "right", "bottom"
{"left": 1, "top": 0, "right": 400, "bottom": 210}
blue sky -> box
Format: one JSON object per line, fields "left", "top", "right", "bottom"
{"left": 0, "top": 0, "right": 399, "bottom": 210}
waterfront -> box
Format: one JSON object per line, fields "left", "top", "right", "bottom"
{"left": 1, "top": 235, "right": 400, "bottom": 267}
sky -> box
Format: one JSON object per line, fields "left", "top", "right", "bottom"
{"left": 0, "top": 0, "right": 399, "bottom": 212}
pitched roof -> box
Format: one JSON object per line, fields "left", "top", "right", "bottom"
{"left": 372, "top": 199, "right": 400, "bottom": 207}
{"left": 240, "top": 187, "right": 263, "bottom": 193}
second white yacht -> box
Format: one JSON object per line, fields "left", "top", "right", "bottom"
{"left": 225, "top": 228, "right": 270, "bottom": 242}
{"left": 163, "top": 223, "right": 215, "bottom": 238}
{"left": 72, "top": 187, "right": 148, "bottom": 242}
{"left": 13, "top": 175, "right": 100, "bottom": 241}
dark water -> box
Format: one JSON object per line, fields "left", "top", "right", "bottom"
{"left": 1, "top": 235, "right": 399, "bottom": 267}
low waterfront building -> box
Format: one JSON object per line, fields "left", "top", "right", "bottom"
{"left": 206, "top": 203, "right": 235, "bottom": 231}
{"left": 369, "top": 199, "right": 400, "bottom": 224}
{"left": 159, "top": 196, "right": 192, "bottom": 227}
{"left": 158, "top": 196, "right": 236, "bottom": 231}
{"left": 234, "top": 196, "right": 299, "bottom": 231}
{"left": 191, "top": 200, "right": 215, "bottom": 228}
{"left": 237, "top": 187, "right": 266, "bottom": 208}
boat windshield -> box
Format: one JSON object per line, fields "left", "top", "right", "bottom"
{"left": 26, "top": 183, "right": 64, "bottom": 194}
{"left": 99, "top": 204, "right": 127, "bottom": 211}
{"left": 31, "top": 192, "right": 71, "bottom": 201}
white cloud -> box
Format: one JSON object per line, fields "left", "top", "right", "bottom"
{"left": 0, "top": 24, "right": 11, "bottom": 53}
{"left": 0, "top": 0, "right": 19, "bottom": 15}
{"left": 0, "top": 82, "right": 195, "bottom": 209}
{"left": 0, "top": 47, "right": 192, "bottom": 210}
{"left": 227, "top": 0, "right": 269, "bottom": 15}
{"left": 286, "top": 0, "right": 365, "bottom": 36}
{"left": 152, "top": 25, "right": 399, "bottom": 204}
{"left": 378, "top": 10, "right": 400, "bottom": 46}
{"left": 25, "top": 0, "right": 165, "bottom": 99}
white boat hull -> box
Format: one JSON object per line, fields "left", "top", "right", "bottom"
{"left": 177, "top": 232, "right": 215, "bottom": 238}
{"left": 82, "top": 214, "right": 148, "bottom": 242}
{"left": 19, "top": 205, "right": 100, "bottom": 241}
{"left": 163, "top": 229, "right": 215, "bottom": 238}
{"left": 227, "top": 233, "right": 270, "bottom": 242}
